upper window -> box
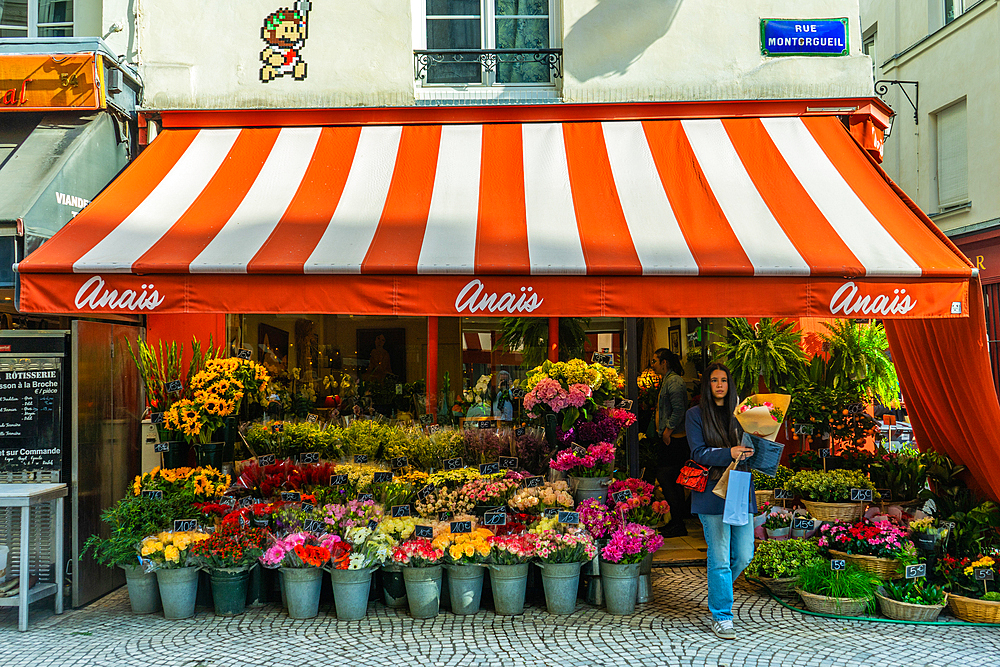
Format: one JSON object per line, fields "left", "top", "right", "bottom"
{"left": 0, "top": 0, "right": 74, "bottom": 38}
{"left": 944, "top": 0, "right": 970, "bottom": 24}
{"left": 936, "top": 100, "right": 969, "bottom": 210}
{"left": 416, "top": 0, "right": 560, "bottom": 88}
{"left": 862, "top": 30, "right": 876, "bottom": 80}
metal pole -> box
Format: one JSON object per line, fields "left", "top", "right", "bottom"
{"left": 626, "top": 317, "right": 639, "bottom": 478}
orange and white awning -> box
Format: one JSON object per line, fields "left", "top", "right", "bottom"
{"left": 15, "top": 114, "right": 973, "bottom": 318}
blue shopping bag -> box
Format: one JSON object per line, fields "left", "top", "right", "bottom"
{"left": 741, "top": 432, "right": 784, "bottom": 477}
{"left": 723, "top": 469, "right": 751, "bottom": 526}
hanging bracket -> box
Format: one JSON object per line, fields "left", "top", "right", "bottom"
{"left": 875, "top": 80, "right": 919, "bottom": 124}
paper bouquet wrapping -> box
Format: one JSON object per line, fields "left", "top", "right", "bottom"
{"left": 734, "top": 394, "right": 790, "bottom": 441}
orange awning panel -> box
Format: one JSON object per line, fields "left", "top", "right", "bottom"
{"left": 16, "top": 115, "right": 973, "bottom": 317}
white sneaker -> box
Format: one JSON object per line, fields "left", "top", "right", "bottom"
{"left": 710, "top": 618, "right": 736, "bottom": 640}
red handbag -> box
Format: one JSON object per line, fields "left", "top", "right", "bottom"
{"left": 676, "top": 460, "right": 710, "bottom": 492}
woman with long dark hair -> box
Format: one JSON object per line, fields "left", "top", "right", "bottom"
{"left": 684, "top": 362, "right": 755, "bottom": 640}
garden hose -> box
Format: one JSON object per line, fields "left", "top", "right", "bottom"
{"left": 745, "top": 577, "right": 1000, "bottom": 627}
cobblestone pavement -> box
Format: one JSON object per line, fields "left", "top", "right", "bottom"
{"left": 1, "top": 567, "right": 997, "bottom": 667}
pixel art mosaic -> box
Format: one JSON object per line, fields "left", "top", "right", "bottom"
{"left": 260, "top": 0, "right": 311, "bottom": 82}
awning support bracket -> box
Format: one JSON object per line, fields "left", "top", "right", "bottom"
{"left": 875, "top": 80, "right": 919, "bottom": 124}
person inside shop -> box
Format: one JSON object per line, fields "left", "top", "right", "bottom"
{"left": 492, "top": 370, "right": 515, "bottom": 421}
{"left": 685, "top": 362, "right": 755, "bottom": 641}
{"left": 650, "top": 348, "right": 689, "bottom": 537}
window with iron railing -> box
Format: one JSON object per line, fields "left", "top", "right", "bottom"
{"left": 0, "top": 0, "right": 73, "bottom": 37}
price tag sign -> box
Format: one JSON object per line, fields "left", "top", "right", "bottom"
{"left": 414, "top": 525, "right": 434, "bottom": 539}
{"left": 510, "top": 387, "right": 526, "bottom": 399}
{"left": 140, "top": 489, "right": 163, "bottom": 500}
{"left": 429, "top": 425, "right": 441, "bottom": 434}
{"left": 850, "top": 488, "right": 874, "bottom": 502}
{"left": 358, "top": 494, "right": 375, "bottom": 503}
{"left": 218, "top": 495, "right": 237, "bottom": 508}
{"left": 975, "top": 568, "right": 996, "bottom": 581}
{"left": 419, "top": 414, "right": 434, "bottom": 425}
{"left": 396, "top": 384, "right": 403, "bottom": 395}
{"left": 773, "top": 489, "right": 795, "bottom": 500}
{"left": 367, "top": 519, "right": 378, "bottom": 531}
{"left": 280, "top": 492, "right": 302, "bottom": 502}
{"left": 543, "top": 508, "right": 559, "bottom": 519}
{"left": 166, "top": 380, "right": 183, "bottom": 393}
{"left": 306, "top": 414, "right": 320, "bottom": 425}
{"left": 354, "top": 454, "right": 369, "bottom": 464}
{"left": 304, "top": 519, "right": 326, "bottom": 534}
{"left": 618, "top": 399, "right": 634, "bottom": 411}
{"left": 437, "top": 511, "right": 452, "bottom": 522}
{"left": 391, "top": 504, "right": 412, "bottom": 518}
{"left": 443, "top": 458, "right": 464, "bottom": 471}
{"left": 831, "top": 560, "right": 846, "bottom": 571}
{"left": 301, "top": 503, "right": 314, "bottom": 513}
{"left": 299, "top": 452, "right": 320, "bottom": 464}
{"left": 479, "top": 462, "right": 500, "bottom": 476}
{"left": 483, "top": 511, "right": 507, "bottom": 526}
{"left": 792, "top": 518, "right": 814, "bottom": 531}
{"left": 848, "top": 403, "right": 865, "bottom": 415}
{"left": 329, "top": 474, "right": 349, "bottom": 486}
{"left": 793, "top": 423, "right": 814, "bottom": 435}
{"left": 558, "top": 511, "right": 580, "bottom": 525}
{"left": 235, "top": 348, "right": 253, "bottom": 361}
{"left": 173, "top": 519, "right": 198, "bottom": 532}
{"left": 257, "top": 454, "right": 276, "bottom": 466}
{"left": 390, "top": 456, "right": 409, "bottom": 469}
{"left": 417, "top": 484, "right": 436, "bottom": 501}
{"left": 154, "top": 442, "right": 170, "bottom": 453}
{"left": 253, "top": 514, "right": 269, "bottom": 527}
{"left": 522, "top": 476, "right": 543, "bottom": 489}
{"left": 515, "top": 427, "right": 526, "bottom": 437}
{"left": 150, "top": 412, "right": 165, "bottom": 425}
{"left": 272, "top": 423, "right": 284, "bottom": 433}
{"left": 450, "top": 521, "right": 472, "bottom": 534}
{"left": 820, "top": 449, "right": 831, "bottom": 459}
{"left": 372, "top": 472, "right": 394, "bottom": 484}
{"left": 572, "top": 444, "right": 588, "bottom": 457}
{"left": 239, "top": 515, "right": 248, "bottom": 530}
{"left": 499, "top": 456, "right": 518, "bottom": 470}
{"left": 239, "top": 497, "right": 255, "bottom": 509}
{"left": 477, "top": 420, "right": 496, "bottom": 430}
{"left": 610, "top": 489, "right": 633, "bottom": 504}
{"left": 905, "top": 564, "right": 927, "bottom": 579}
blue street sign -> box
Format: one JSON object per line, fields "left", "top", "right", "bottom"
{"left": 761, "top": 19, "right": 849, "bottom": 57}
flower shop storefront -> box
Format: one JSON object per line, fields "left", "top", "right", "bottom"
{"left": 12, "top": 101, "right": 1000, "bottom": 625}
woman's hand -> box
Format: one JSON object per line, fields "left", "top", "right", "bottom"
{"left": 730, "top": 445, "right": 753, "bottom": 462}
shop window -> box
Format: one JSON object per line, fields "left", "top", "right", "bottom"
{"left": 0, "top": 0, "right": 73, "bottom": 38}
{"left": 935, "top": 100, "right": 969, "bottom": 211}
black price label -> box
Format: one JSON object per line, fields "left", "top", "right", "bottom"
{"left": 306, "top": 414, "right": 319, "bottom": 424}
{"left": 479, "top": 462, "right": 500, "bottom": 476}
{"left": 354, "top": 454, "right": 369, "bottom": 464}
{"left": 793, "top": 423, "right": 814, "bottom": 435}
{"left": 417, "top": 484, "right": 436, "bottom": 501}
{"left": 831, "top": 560, "right": 846, "bottom": 571}
{"left": 153, "top": 442, "right": 170, "bottom": 453}
{"left": 239, "top": 515, "right": 248, "bottom": 529}
{"left": 510, "top": 387, "right": 526, "bottom": 399}
{"left": 543, "top": 508, "right": 559, "bottom": 518}
{"left": 483, "top": 511, "right": 507, "bottom": 526}
{"left": 850, "top": 488, "right": 874, "bottom": 502}
{"left": 905, "top": 564, "right": 927, "bottom": 579}
{"left": 820, "top": 449, "right": 831, "bottom": 458}
{"left": 390, "top": 456, "right": 409, "bottom": 469}
{"left": 372, "top": 471, "right": 394, "bottom": 484}
{"left": 975, "top": 568, "right": 996, "bottom": 581}
{"left": 444, "top": 458, "right": 464, "bottom": 471}
{"left": 272, "top": 423, "right": 284, "bottom": 433}
{"left": 367, "top": 520, "right": 378, "bottom": 531}
{"left": 515, "top": 427, "right": 526, "bottom": 437}
{"left": 523, "top": 476, "right": 543, "bottom": 489}
{"left": 571, "top": 444, "right": 588, "bottom": 457}
{"left": 235, "top": 348, "right": 253, "bottom": 361}
{"left": 299, "top": 452, "right": 320, "bottom": 464}
{"left": 773, "top": 489, "right": 795, "bottom": 499}
{"left": 150, "top": 412, "right": 165, "bottom": 425}
{"left": 253, "top": 515, "right": 269, "bottom": 527}
{"left": 414, "top": 525, "right": 434, "bottom": 539}
{"left": 477, "top": 420, "right": 496, "bottom": 430}
{"left": 428, "top": 425, "right": 441, "bottom": 434}
{"left": 173, "top": 519, "right": 197, "bottom": 532}
{"left": 166, "top": 380, "right": 183, "bottom": 393}
{"left": 848, "top": 403, "right": 865, "bottom": 415}
{"left": 618, "top": 399, "right": 634, "bottom": 411}
{"left": 391, "top": 504, "right": 412, "bottom": 518}
{"left": 304, "top": 519, "right": 326, "bottom": 534}
{"left": 239, "top": 497, "right": 255, "bottom": 508}
{"left": 257, "top": 454, "right": 276, "bottom": 466}
{"left": 358, "top": 494, "right": 375, "bottom": 503}
{"left": 280, "top": 492, "right": 302, "bottom": 502}
{"left": 330, "top": 474, "right": 349, "bottom": 486}
{"left": 218, "top": 495, "right": 236, "bottom": 507}
{"left": 792, "top": 518, "right": 814, "bottom": 531}
{"left": 499, "top": 457, "right": 518, "bottom": 470}
{"left": 558, "top": 511, "right": 580, "bottom": 525}
{"left": 140, "top": 489, "right": 163, "bottom": 500}
{"left": 438, "top": 511, "right": 453, "bottom": 522}
{"left": 301, "top": 502, "right": 314, "bottom": 513}
{"left": 419, "top": 414, "right": 434, "bottom": 425}
{"left": 592, "top": 352, "right": 613, "bottom": 366}
{"left": 450, "top": 521, "right": 472, "bottom": 534}
{"left": 610, "top": 489, "right": 633, "bottom": 504}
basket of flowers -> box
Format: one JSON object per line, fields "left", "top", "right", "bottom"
{"left": 819, "top": 519, "right": 915, "bottom": 580}
{"left": 784, "top": 469, "right": 878, "bottom": 523}
{"left": 939, "top": 555, "right": 1000, "bottom": 623}
{"left": 744, "top": 539, "right": 824, "bottom": 598}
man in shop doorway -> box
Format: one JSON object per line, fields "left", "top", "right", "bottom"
{"left": 651, "top": 348, "right": 690, "bottom": 537}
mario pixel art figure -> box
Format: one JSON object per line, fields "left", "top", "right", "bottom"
{"left": 260, "top": 0, "right": 311, "bottom": 82}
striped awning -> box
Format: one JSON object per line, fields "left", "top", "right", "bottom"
{"left": 15, "top": 115, "right": 973, "bottom": 318}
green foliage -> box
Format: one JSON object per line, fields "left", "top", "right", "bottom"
{"left": 125, "top": 336, "right": 217, "bottom": 423}
{"left": 745, "top": 538, "right": 823, "bottom": 579}
{"left": 919, "top": 451, "right": 1000, "bottom": 557}
{"left": 820, "top": 320, "right": 900, "bottom": 406}
{"left": 868, "top": 450, "right": 927, "bottom": 501}
{"left": 83, "top": 495, "right": 201, "bottom": 568}
{"left": 241, "top": 421, "right": 345, "bottom": 460}
{"left": 498, "top": 317, "right": 590, "bottom": 369}
{"left": 785, "top": 469, "right": 877, "bottom": 503}
{"left": 719, "top": 318, "right": 805, "bottom": 395}
{"left": 982, "top": 592, "right": 1000, "bottom": 602}
{"left": 881, "top": 580, "right": 947, "bottom": 606}
{"left": 796, "top": 560, "right": 879, "bottom": 610}
{"left": 752, "top": 465, "right": 794, "bottom": 491}
{"left": 784, "top": 380, "right": 882, "bottom": 444}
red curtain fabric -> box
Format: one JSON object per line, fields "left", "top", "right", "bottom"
{"left": 885, "top": 276, "right": 1000, "bottom": 501}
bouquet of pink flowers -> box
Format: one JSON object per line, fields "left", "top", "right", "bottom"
{"left": 487, "top": 534, "right": 538, "bottom": 565}
{"left": 459, "top": 476, "right": 521, "bottom": 507}
{"left": 534, "top": 531, "right": 598, "bottom": 564}
{"left": 607, "top": 478, "right": 670, "bottom": 527}
{"left": 549, "top": 441, "right": 616, "bottom": 477}
{"left": 600, "top": 523, "right": 664, "bottom": 564}
{"left": 577, "top": 498, "right": 620, "bottom": 539}
{"left": 259, "top": 532, "right": 343, "bottom": 569}
{"left": 320, "top": 498, "right": 383, "bottom": 538}
{"left": 391, "top": 538, "right": 444, "bottom": 567}
{"left": 734, "top": 394, "right": 790, "bottom": 440}
{"left": 818, "top": 519, "right": 916, "bottom": 560}
{"left": 524, "top": 378, "right": 593, "bottom": 426}
{"left": 508, "top": 481, "right": 574, "bottom": 513}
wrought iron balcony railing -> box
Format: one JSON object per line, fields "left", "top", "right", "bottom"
{"left": 414, "top": 49, "right": 563, "bottom": 83}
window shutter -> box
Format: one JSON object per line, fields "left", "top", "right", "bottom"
{"left": 937, "top": 102, "right": 968, "bottom": 207}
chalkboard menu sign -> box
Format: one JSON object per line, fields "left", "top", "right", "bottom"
{"left": 0, "top": 358, "right": 63, "bottom": 472}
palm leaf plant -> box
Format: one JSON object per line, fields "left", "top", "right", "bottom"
{"left": 498, "top": 317, "right": 590, "bottom": 369}
{"left": 821, "top": 320, "right": 900, "bottom": 406}
{"left": 718, "top": 318, "right": 805, "bottom": 395}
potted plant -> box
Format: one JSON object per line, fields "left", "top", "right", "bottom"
{"left": 764, "top": 512, "right": 793, "bottom": 541}
{"left": 260, "top": 532, "right": 338, "bottom": 619}
{"left": 139, "top": 529, "right": 212, "bottom": 619}
{"left": 784, "top": 469, "right": 878, "bottom": 523}
{"left": 752, "top": 465, "right": 794, "bottom": 508}
{"left": 744, "top": 539, "right": 823, "bottom": 598}
{"left": 486, "top": 533, "right": 538, "bottom": 615}
{"left": 549, "top": 441, "right": 616, "bottom": 505}
{"left": 876, "top": 579, "right": 948, "bottom": 622}
{"left": 938, "top": 554, "right": 1000, "bottom": 623}
{"left": 818, "top": 519, "right": 916, "bottom": 580}
{"left": 391, "top": 538, "right": 445, "bottom": 619}
{"left": 327, "top": 525, "right": 392, "bottom": 620}
{"left": 433, "top": 527, "right": 493, "bottom": 615}
{"left": 599, "top": 523, "right": 664, "bottom": 615}
{"left": 908, "top": 517, "right": 940, "bottom": 552}
{"left": 188, "top": 523, "right": 266, "bottom": 616}
{"left": 532, "top": 529, "right": 598, "bottom": 615}
{"left": 718, "top": 317, "right": 805, "bottom": 395}
{"left": 794, "top": 559, "right": 879, "bottom": 617}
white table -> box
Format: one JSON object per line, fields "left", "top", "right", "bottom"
{"left": 0, "top": 483, "right": 66, "bottom": 631}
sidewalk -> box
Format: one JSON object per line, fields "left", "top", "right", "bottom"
{"left": 1, "top": 566, "right": 997, "bottom": 667}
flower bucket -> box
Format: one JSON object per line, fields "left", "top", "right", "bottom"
{"left": 445, "top": 564, "right": 485, "bottom": 615}
{"left": 487, "top": 563, "right": 529, "bottom": 616}
{"left": 913, "top": 533, "right": 937, "bottom": 552}
{"left": 569, "top": 476, "right": 611, "bottom": 505}
{"left": 209, "top": 567, "right": 251, "bottom": 616}
{"left": 195, "top": 441, "right": 225, "bottom": 469}
{"left": 278, "top": 568, "right": 287, "bottom": 608}
{"left": 766, "top": 526, "right": 791, "bottom": 541}
{"left": 637, "top": 552, "right": 654, "bottom": 604}
{"left": 538, "top": 562, "right": 582, "bottom": 615}
{"left": 156, "top": 566, "right": 200, "bottom": 620}
{"left": 120, "top": 564, "right": 161, "bottom": 614}
{"left": 600, "top": 560, "right": 641, "bottom": 615}
{"left": 402, "top": 565, "right": 443, "bottom": 619}
{"left": 380, "top": 565, "right": 407, "bottom": 608}
{"left": 160, "top": 440, "right": 189, "bottom": 470}
{"left": 282, "top": 567, "right": 323, "bottom": 619}
{"left": 329, "top": 567, "right": 375, "bottom": 621}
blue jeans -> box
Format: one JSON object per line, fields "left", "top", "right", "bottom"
{"left": 699, "top": 513, "right": 755, "bottom": 622}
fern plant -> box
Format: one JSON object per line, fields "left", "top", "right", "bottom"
{"left": 718, "top": 318, "right": 805, "bottom": 395}
{"left": 821, "top": 320, "right": 900, "bottom": 406}
{"left": 498, "top": 317, "right": 589, "bottom": 369}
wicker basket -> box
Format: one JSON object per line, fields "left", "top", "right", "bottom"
{"left": 948, "top": 593, "right": 1000, "bottom": 624}
{"left": 828, "top": 550, "right": 904, "bottom": 580}
{"left": 801, "top": 500, "right": 864, "bottom": 523}
{"left": 878, "top": 499, "right": 924, "bottom": 514}
{"left": 875, "top": 588, "right": 947, "bottom": 622}
{"left": 755, "top": 490, "right": 774, "bottom": 508}
{"left": 796, "top": 588, "right": 870, "bottom": 617}
{"left": 759, "top": 576, "right": 798, "bottom": 598}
